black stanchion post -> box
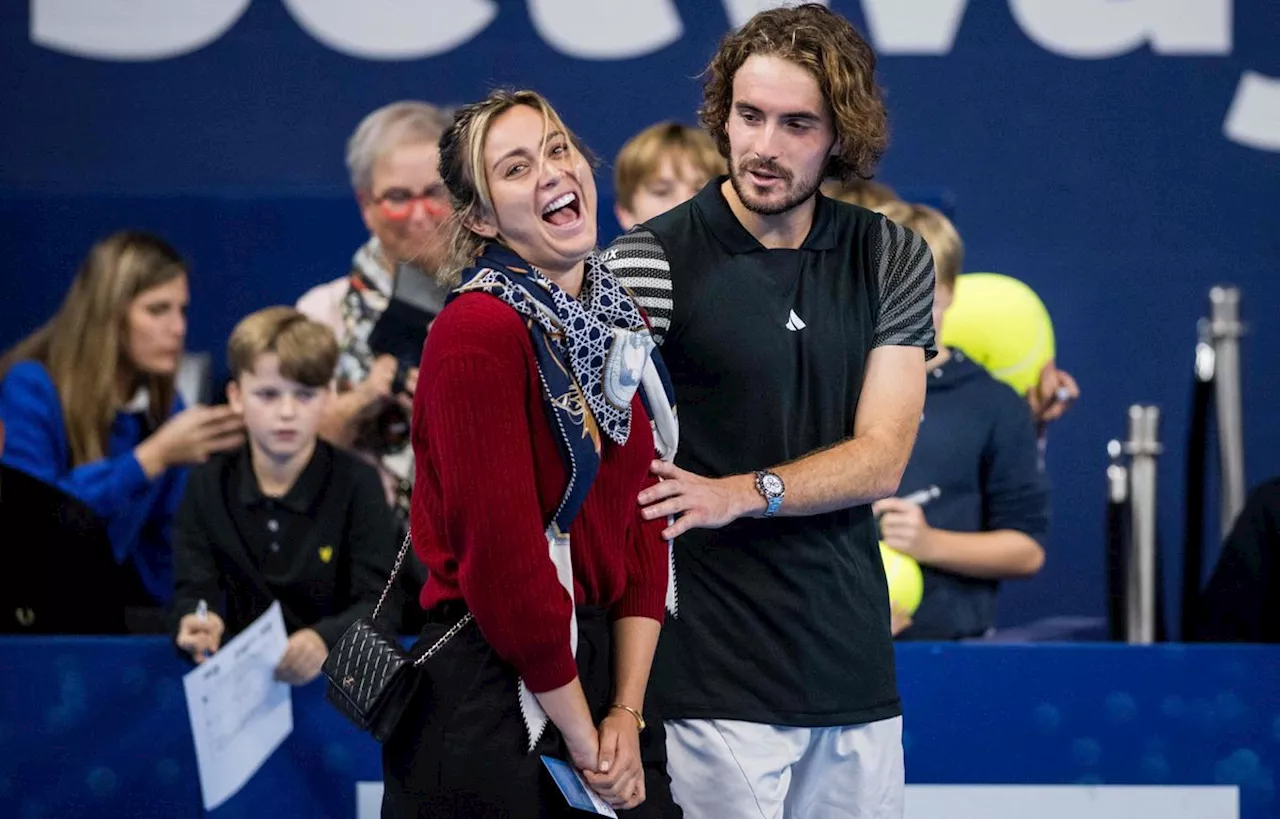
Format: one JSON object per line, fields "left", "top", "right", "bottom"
{"left": 1106, "top": 439, "right": 1130, "bottom": 642}
{"left": 1181, "top": 324, "right": 1215, "bottom": 640}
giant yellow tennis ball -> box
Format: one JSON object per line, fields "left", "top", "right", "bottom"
{"left": 940, "top": 272, "right": 1056, "bottom": 397}
{"left": 879, "top": 541, "right": 923, "bottom": 616}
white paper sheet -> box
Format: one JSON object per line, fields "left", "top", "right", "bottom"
{"left": 182, "top": 601, "right": 293, "bottom": 811}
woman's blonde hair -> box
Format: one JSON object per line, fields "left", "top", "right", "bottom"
{"left": 436, "top": 88, "right": 594, "bottom": 284}
{"left": 0, "top": 231, "right": 187, "bottom": 465}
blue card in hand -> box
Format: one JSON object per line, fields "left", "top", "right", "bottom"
{"left": 540, "top": 755, "right": 618, "bottom": 817}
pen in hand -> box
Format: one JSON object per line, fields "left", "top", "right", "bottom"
{"left": 195, "top": 599, "right": 212, "bottom": 659}
{"left": 900, "top": 485, "right": 941, "bottom": 508}
{"left": 874, "top": 485, "right": 941, "bottom": 527}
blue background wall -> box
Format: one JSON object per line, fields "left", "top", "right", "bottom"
{"left": 3, "top": 1, "right": 1278, "bottom": 631}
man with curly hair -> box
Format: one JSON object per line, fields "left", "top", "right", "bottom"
{"left": 604, "top": 5, "right": 936, "bottom": 817}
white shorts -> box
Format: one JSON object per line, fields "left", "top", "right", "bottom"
{"left": 664, "top": 716, "right": 904, "bottom": 819}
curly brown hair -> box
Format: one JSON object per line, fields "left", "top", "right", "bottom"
{"left": 698, "top": 3, "right": 887, "bottom": 183}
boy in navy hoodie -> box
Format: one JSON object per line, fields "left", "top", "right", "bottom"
{"left": 872, "top": 203, "right": 1049, "bottom": 640}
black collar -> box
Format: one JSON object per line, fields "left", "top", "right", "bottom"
{"left": 235, "top": 441, "right": 331, "bottom": 514}
{"left": 693, "top": 175, "right": 838, "bottom": 254}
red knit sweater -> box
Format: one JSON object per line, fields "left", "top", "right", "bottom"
{"left": 410, "top": 292, "right": 668, "bottom": 693}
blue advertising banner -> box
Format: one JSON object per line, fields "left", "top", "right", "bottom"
{"left": 2, "top": 639, "right": 1276, "bottom": 818}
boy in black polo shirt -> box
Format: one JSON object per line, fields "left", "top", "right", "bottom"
{"left": 871, "top": 202, "right": 1049, "bottom": 641}
{"left": 605, "top": 6, "right": 935, "bottom": 817}
{"left": 172, "top": 307, "right": 396, "bottom": 686}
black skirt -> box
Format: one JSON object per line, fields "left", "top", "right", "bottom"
{"left": 382, "top": 602, "right": 682, "bottom": 819}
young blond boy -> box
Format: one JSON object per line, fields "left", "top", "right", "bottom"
{"left": 172, "top": 307, "right": 396, "bottom": 684}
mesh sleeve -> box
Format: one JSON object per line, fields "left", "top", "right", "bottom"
{"left": 604, "top": 227, "right": 673, "bottom": 346}
{"left": 871, "top": 216, "right": 938, "bottom": 359}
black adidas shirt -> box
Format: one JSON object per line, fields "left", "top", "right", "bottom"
{"left": 605, "top": 178, "right": 936, "bottom": 726}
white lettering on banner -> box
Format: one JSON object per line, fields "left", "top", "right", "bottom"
{"left": 1224, "top": 71, "right": 1280, "bottom": 151}
{"left": 281, "top": 0, "right": 497, "bottom": 59}
{"left": 28, "top": 0, "right": 1273, "bottom": 154}
{"left": 30, "top": 0, "right": 1241, "bottom": 61}
{"left": 723, "top": 0, "right": 829, "bottom": 28}
{"left": 862, "top": 0, "right": 969, "bottom": 55}
{"left": 529, "top": 0, "right": 682, "bottom": 59}
{"left": 31, "top": 0, "right": 251, "bottom": 61}
{"left": 1008, "top": 0, "right": 1232, "bottom": 59}
{"left": 354, "top": 782, "right": 1239, "bottom": 819}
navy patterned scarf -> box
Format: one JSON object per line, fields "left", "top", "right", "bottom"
{"left": 452, "top": 245, "right": 678, "bottom": 531}
{"left": 448, "top": 244, "right": 679, "bottom": 751}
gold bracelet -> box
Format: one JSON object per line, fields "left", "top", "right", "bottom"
{"left": 610, "top": 703, "right": 646, "bottom": 731}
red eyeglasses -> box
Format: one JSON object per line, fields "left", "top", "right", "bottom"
{"left": 372, "top": 186, "right": 451, "bottom": 221}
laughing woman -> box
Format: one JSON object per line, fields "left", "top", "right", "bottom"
{"left": 380, "top": 90, "right": 682, "bottom": 818}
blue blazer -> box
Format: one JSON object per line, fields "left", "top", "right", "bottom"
{"left": 0, "top": 360, "right": 187, "bottom": 604}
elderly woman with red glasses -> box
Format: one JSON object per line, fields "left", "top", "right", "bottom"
{"left": 297, "top": 101, "right": 454, "bottom": 534}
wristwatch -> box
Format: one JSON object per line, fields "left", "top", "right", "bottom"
{"left": 754, "top": 470, "right": 785, "bottom": 518}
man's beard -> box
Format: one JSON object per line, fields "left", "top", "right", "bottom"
{"left": 730, "top": 156, "right": 823, "bottom": 216}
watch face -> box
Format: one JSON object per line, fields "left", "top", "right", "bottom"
{"left": 762, "top": 474, "right": 784, "bottom": 495}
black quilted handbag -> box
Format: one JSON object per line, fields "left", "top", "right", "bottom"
{"left": 322, "top": 531, "right": 472, "bottom": 743}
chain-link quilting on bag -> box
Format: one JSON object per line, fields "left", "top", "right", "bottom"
{"left": 322, "top": 531, "right": 472, "bottom": 743}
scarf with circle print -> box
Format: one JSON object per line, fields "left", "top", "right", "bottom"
{"left": 456, "top": 245, "right": 675, "bottom": 453}
{"left": 449, "top": 244, "right": 680, "bottom": 751}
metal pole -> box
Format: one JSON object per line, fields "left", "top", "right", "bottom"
{"left": 1209, "top": 286, "right": 1246, "bottom": 539}
{"left": 1125, "top": 405, "right": 1161, "bottom": 645}
{"left": 1107, "top": 439, "right": 1128, "bottom": 505}
{"left": 1195, "top": 318, "right": 1216, "bottom": 384}
{"left": 1106, "top": 439, "right": 1130, "bottom": 641}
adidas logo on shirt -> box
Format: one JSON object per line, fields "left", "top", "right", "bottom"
{"left": 785, "top": 309, "right": 807, "bottom": 331}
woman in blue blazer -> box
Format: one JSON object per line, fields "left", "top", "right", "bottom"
{"left": 0, "top": 231, "right": 244, "bottom": 625}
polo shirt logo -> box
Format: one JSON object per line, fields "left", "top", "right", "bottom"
{"left": 785, "top": 309, "right": 807, "bottom": 332}
{"left": 318, "top": 545, "right": 333, "bottom": 564}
